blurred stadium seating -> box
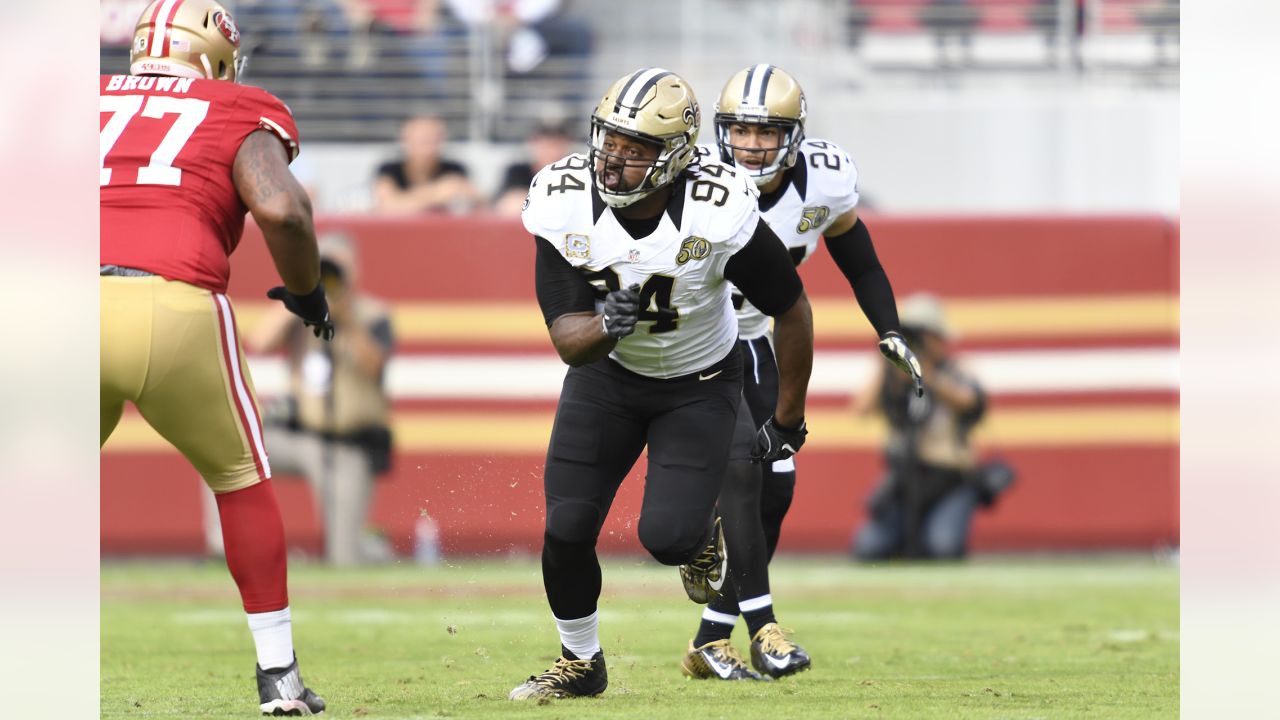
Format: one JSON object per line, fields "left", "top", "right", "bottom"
{"left": 100, "top": 0, "right": 1179, "bottom": 213}
{"left": 101, "top": 0, "right": 1177, "bottom": 144}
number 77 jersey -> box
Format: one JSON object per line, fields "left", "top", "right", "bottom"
{"left": 524, "top": 153, "right": 761, "bottom": 379}
{"left": 100, "top": 74, "right": 299, "bottom": 294}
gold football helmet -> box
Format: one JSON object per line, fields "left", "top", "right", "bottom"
{"left": 130, "top": 0, "right": 244, "bottom": 82}
{"left": 589, "top": 68, "right": 700, "bottom": 208}
{"left": 714, "top": 64, "right": 807, "bottom": 186}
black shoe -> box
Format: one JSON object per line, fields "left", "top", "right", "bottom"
{"left": 679, "top": 517, "right": 728, "bottom": 604}
{"left": 681, "top": 639, "right": 771, "bottom": 681}
{"left": 750, "top": 623, "right": 811, "bottom": 679}
{"left": 508, "top": 646, "right": 608, "bottom": 700}
{"left": 256, "top": 654, "right": 325, "bottom": 716}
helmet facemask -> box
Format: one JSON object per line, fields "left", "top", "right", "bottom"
{"left": 588, "top": 68, "right": 701, "bottom": 208}
{"left": 715, "top": 115, "right": 803, "bottom": 187}
{"left": 589, "top": 116, "right": 694, "bottom": 208}
{"left": 713, "top": 64, "right": 808, "bottom": 187}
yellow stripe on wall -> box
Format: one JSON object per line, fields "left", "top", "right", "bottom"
{"left": 811, "top": 294, "right": 1179, "bottom": 340}
{"left": 103, "top": 405, "right": 1177, "bottom": 455}
{"left": 230, "top": 294, "right": 1177, "bottom": 344}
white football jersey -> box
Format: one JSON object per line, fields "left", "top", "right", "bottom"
{"left": 696, "top": 138, "right": 860, "bottom": 340}
{"left": 523, "top": 153, "right": 762, "bottom": 379}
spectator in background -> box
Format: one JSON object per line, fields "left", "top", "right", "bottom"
{"left": 443, "top": 0, "right": 594, "bottom": 110}
{"left": 336, "top": 0, "right": 458, "bottom": 83}
{"left": 492, "top": 119, "right": 575, "bottom": 216}
{"left": 374, "top": 115, "right": 482, "bottom": 214}
{"left": 250, "top": 235, "right": 396, "bottom": 566}
{"left": 443, "top": 0, "right": 591, "bottom": 73}
{"left": 851, "top": 293, "right": 1014, "bottom": 561}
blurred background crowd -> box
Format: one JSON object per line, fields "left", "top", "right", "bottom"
{"left": 101, "top": 0, "right": 1178, "bottom": 214}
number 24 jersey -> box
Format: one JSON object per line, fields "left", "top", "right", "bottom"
{"left": 696, "top": 138, "right": 860, "bottom": 340}
{"left": 523, "top": 154, "right": 761, "bottom": 379}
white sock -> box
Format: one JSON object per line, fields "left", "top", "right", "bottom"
{"left": 246, "top": 606, "right": 295, "bottom": 670}
{"left": 554, "top": 611, "right": 601, "bottom": 659}
{"left": 702, "top": 607, "right": 739, "bottom": 625}
{"left": 739, "top": 594, "right": 773, "bottom": 613}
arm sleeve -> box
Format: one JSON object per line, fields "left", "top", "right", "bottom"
{"left": 824, "top": 218, "right": 900, "bottom": 337}
{"left": 375, "top": 161, "right": 402, "bottom": 184}
{"left": 439, "top": 160, "right": 470, "bottom": 179}
{"left": 369, "top": 316, "right": 394, "bottom": 354}
{"left": 961, "top": 384, "right": 988, "bottom": 426}
{"left": 497, "top": 163, "right": 531, "bottom": 195}
{"left": 723, "top": 219, "right": 805, "bottom": 317}
{"left": 535, "top": 237, "right": 597, "bottom": 326}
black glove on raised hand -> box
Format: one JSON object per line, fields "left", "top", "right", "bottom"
{"left": 266, "top": 284, "right": 335, "bottom": 340}
{"left": 601, "top": 283, "right": 641, "bottom": 339}
{"left": 752, "top": 416, "right": 808, "bottom": 463}
{"left": 879, "top": 331, "right": 924, "bottom": 397}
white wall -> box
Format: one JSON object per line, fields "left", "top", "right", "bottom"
{"left": 811, "top": 85, "right": 1179, "bottom": 213}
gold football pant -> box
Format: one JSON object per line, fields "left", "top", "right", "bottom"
{"left": 101, "top": 276, "right": 271, "bottom": 492}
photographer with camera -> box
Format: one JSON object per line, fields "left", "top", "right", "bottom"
{"left": 248, "top": 233, "right": 396, "bottom": 566}
{"left": 850, "top": 293, "right": 1014, "bottom": 561}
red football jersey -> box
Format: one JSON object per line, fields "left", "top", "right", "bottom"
{"left": 100, "top": 74, "right": 300, "bottom": 293}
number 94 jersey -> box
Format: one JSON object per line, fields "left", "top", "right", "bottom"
{"left": 100, "top": 74, "right": 299, "bottom": 294}
{"left": 696, "top": 138, "right": 860, "bottom": 340}
{"left": 524, "top": 153, "right": 761, "bottom": 379}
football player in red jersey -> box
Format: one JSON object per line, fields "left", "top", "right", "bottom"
{"left": 100, "top": 0, "right": 328, "bottom": 714}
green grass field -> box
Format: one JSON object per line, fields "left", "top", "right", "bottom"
{"left": 102, "top": 556, "right": 1178, "bottom": 719}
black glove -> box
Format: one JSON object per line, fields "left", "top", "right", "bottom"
{"left": 601, "top": 283, "right": 641, "bottom": 339}
{"left": 266, "top": 283, "right": 335, "bottom": 340}
{"left": 752, "top": 416, "right": 808, "bottom": 463}
{"left": 879, "top": 331, "right": 924, "bottom": 397}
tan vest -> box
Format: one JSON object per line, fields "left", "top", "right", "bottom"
{"left": 289, "top": 297, "right": 391, "bottom": 434}
{"left": 883, "top": 362, "right": 981, "bottom": 471}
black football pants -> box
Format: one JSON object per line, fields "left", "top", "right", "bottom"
{"left": 709, "top": 336, "right": 798, "bottom": 615}
{"left": 541, "top": 346, "right": 748, "bottom": 621}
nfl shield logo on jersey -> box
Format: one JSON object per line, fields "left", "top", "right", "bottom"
{"left": 565, "top": 234, "right": 591, "bottom": 259}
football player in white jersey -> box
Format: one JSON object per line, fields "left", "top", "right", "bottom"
{"left": 678, "top": 65, "right": 924, "bottom": 682}
{"left": 508, "top": 68, "right": 816, "bottom": 700}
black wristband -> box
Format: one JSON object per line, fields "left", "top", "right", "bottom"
{"left": 772, "top": 415, "right": 805, "bottom": 433}
{"left": 290, "top": 283, "right": 329, "bottom": 322}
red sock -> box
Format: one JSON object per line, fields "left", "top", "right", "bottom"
{"left": 216, "top": 480, "right": 289, "bottom": 613}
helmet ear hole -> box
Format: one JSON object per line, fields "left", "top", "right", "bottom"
{"left": 218, "top": 60, "right": 226, "bottom": 78}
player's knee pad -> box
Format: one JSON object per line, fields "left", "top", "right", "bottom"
{"left": 852, "top": 522, "right": 896, "bottom": 561}
{"left": 923, "top": 529, "right": 968, "bottom": 560}
{"left": 637, "top": 512, "right": 707, "bottom": 566}
{"left": 205, "top": 468, "right": 263, "bottom": 495}
{"left": 542, "top": 530, "right": 596, "bottom": 569}
{"left": 545, "top": 501, "right": 603, "bottom": 546}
